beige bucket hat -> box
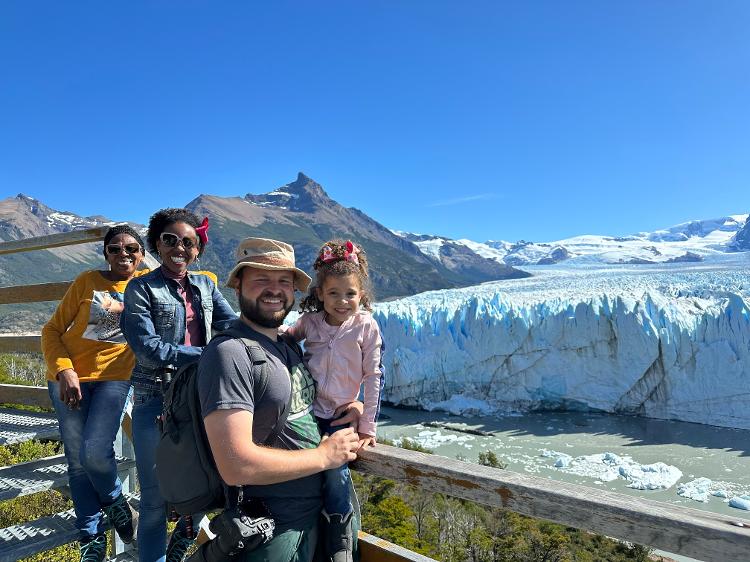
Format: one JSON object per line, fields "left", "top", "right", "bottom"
{"left": 225, "top": 237, "right": 312, "bottom": 292}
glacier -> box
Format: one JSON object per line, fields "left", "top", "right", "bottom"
{"left": 372, "top": 256, "right": 750, "bottom": 430}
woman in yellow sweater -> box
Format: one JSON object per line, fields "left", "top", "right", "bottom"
{"left": 42, "top": 224, "right": 147, "bottom": 562}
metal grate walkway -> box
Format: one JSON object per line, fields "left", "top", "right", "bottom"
{"left": 0, "top": 407, "right": 60, "bottom": 445}
{"left": 0, "top": 495, "right": 139, "bottom": 562}
{"left": 0, "top": 454, "right": 135, "bottom": 502}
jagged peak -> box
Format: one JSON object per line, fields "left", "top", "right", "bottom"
{"left": 284, "top": 172, "right": 329, "bottom": 198}
{"left": 244, "top": 173, "right": 334, "bottom": 212}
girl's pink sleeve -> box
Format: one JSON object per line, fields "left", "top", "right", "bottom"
{"left": 282, "top": 313, "right": 309, "bottom": 342}
{"left": 359, "top": 316, "right": 383, "bottom": 436}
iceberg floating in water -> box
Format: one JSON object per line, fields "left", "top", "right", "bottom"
{"left": 729, "top": 495, "right": 750, "bottom": 511}
{"left": 678, "top": 478, "right": 714, "bottom": 502}
{"left": 373, "top": 261, "right": 750, "bottom": 429}
{"left": 541, "top": 450, "right": 682, "bottom": 490}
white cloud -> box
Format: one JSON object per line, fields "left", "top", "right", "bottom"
{"left": 427, "top": 193, "right": 499, "bottom": 207}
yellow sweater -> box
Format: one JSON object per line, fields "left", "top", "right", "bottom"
{"left": 42, "top": 269, "right": 149, "bottom": 383}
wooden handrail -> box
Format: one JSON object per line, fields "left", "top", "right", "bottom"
{"left": 0, "top": 384, "right": 52, "bottom": 409}
{"left": 0, "top": 282, "right": 72, "bottom": 305}
{"left": 352, "top": 445, "right": 750, "bottom": 562}
{"left": 0, "top": 226, "right": 112, "bottom": 255}
{"left": 0, "top": 335, "right": 41, "bottom": 353}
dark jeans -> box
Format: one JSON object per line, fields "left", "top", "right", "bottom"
{"left": 132, "top": 388, "right": 197, "bottom": 562}
{"left": 315, "top": 416, "right": 352, "bottom": 517}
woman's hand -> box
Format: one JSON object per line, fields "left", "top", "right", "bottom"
{"left": 57, "top": 369, "right": 82, "bottom": 409}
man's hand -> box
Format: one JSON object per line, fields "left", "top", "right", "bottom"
{"left": 57, "top": 369, "right": 82, "bottom": 409}
{"left": 318, "top": 427, "right": 360, "bottom": 469}
{"left": 330, "top": 401, "right": 364, "bottom": 429}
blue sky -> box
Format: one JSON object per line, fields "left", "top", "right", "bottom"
{"left": 1, "top": 2, "right": 748, "bottom": 242}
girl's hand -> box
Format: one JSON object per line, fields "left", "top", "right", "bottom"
{"left": 331, "top": 401, "right": 364, "bottom": 429}
{"left": 357, "top": 433, "right": 376, "bottom": 450}
{"left": 57, "top": 369, "right": 82, "bottom": 409}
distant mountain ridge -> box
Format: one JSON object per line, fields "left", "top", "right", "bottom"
{"left": 1, "top": 180, "right": 747, "bottom": 335}
{"left": 401, "top": 214, "right": 750, "bottom": 267}
{"left": 0, "top": 194, "right": 107, "bottom": 240}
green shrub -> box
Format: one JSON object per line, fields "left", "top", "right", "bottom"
{"left": 0, "top": 353, "right": 46, "bottom": 386}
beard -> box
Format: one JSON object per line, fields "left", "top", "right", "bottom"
{"left": 239, "top": 291, "right": 294, "bottom": 329}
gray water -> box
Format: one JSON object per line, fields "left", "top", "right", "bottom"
{"left": 377, "top": 406, "right": 750, "bottom": 520}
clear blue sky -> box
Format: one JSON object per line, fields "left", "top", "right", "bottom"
{"left": 1, "top": 2, "right": 748, "bottom": 242}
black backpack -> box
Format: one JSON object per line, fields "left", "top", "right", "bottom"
{"left": 155, "top": 327, "right": 294, "bottom": 515}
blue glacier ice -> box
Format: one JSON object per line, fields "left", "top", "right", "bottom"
{"left": 372, "top": 258, "right": 750, "bottom": 429}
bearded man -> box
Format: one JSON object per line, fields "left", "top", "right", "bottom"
{"left": 196, "top": 238, "right": 361, "bottom": 562}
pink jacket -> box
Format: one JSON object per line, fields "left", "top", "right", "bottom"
{"left": 285, "top": 310, "right": 382, "bottom": 436}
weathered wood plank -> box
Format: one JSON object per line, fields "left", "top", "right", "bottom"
{"left": 359, "top": 532, "right": 437, "bottom": 562}
{"left": 352, "top": 445, "right": 750, "bottom": 562}
{"left": 0, "top": 384, "right": 51, "bottom": 409}
{"left": 0, "top": 282, "right": 72, "bottom": 304}
{"left": 0, "top": 334, "right": 41, "bottom": 353}
{"left": 0, "top": 226, "right": 111, "bottom": 256}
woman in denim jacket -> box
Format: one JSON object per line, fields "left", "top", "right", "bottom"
{"left": 121, "top": 208, "right": 236, "bottom": 562}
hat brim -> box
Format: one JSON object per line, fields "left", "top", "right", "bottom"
{"left": 226, "top": 262, "right": 312, "bottom": 292}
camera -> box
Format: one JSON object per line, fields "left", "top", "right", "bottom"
{"left": 186, "top": 501, "right": 275, "bottom": 562}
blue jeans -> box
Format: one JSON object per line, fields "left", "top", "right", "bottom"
{"left": 316, "top": 417, "right": 352, "bottom": 517}
{"left": 48, "top": 379, "right": 131, "bottom": 540}
{"left": 132, "top": 388, "right": 194, "bottom": 562}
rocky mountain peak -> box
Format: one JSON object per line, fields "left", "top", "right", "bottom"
{"left": 244, "top": 172, "right": 334, "bottom": 213}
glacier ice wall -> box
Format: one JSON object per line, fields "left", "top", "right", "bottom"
{"left": 373, "top": 262, "right": 750, "bottom": 429}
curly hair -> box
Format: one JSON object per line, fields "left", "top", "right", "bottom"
{"left": 146, "top": 208, "right": 205, "bottom": 256}
{"left": 102, "top": 224, "right": 145, "bottom": 259}
{"left": 299, "top": 239, "right": 373, "bottom": 312}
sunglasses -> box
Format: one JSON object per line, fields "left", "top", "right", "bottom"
{"left": 160, "top": 232, "right": 199, "bottom": 250}
{"left": 106, "top": 243, "right": 142, "bottom": 255}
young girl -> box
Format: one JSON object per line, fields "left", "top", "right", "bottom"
{"left": 285, "top": 239, "right": 383, "bottom": 562}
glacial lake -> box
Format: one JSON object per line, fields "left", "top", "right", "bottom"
{"left": 377, "top": 406, "right": 750, "bottom": 520}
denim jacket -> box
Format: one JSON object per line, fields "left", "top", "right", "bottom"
{"left": 121, "top": 267, "right": 237, "bottom": 392}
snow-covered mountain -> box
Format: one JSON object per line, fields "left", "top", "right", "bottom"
{"left": 400, "top": 214, "right": 749, "bottom": 267}
{"left": 0, "top": 194, "right": 109, "bottom": 240}
{"left": 372, "top": 255, "right": 750, "bottom": 430}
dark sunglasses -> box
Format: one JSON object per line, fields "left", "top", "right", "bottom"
{"left": 160, "top": 232, "right": 199, "bottom": 250}
{"left": 106, "top": 243, "right": 142, "bottom": 255}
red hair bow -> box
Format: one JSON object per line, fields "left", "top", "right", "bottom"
{"left": 195, "top": 217, "right": 209, "bottom": 246}
{"left": 320, "top": 241, "right": 359, "bottom": 265}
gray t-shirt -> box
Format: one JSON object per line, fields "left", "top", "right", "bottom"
{"left": 197, "top": 319, "right": 322, "bottom": 529}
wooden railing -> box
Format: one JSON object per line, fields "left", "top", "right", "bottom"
{"left": 353, "top": 446, "right": 750, "bottom": 562}
{"left": 2, "top": 227, "right": 749, "bottom": 562}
